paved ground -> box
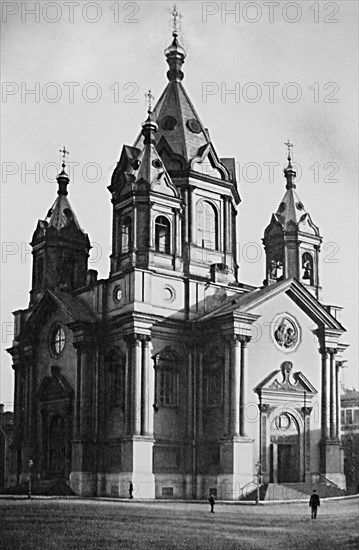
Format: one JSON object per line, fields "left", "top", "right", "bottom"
{"left": 0, "top": 497, "right": 358, "bottom": 550}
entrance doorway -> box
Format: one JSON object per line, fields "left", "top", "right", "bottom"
{"left": 48, "top": 415, "right": 67, "bottom": 478}
{"left": 270, "top": 413, "right": 300, "bottom": 483}
{"left": 277, "top": 444, "right": 299, "bottom": 482}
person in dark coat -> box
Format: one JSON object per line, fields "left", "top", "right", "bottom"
{"left": 129, "top": 481, "right": 134, "bottom": 499}
{"left": 309, "top": 489, "right": 320, "bottom": 519}
{"left": 208, "top": 493, "right": 215, "bottom": 513}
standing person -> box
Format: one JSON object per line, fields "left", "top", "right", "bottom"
{"left": 208, "top": 493, "right": 215, "bottom": 513}
{"left": 309, "top": 489, "right": 320, "bottom": 519}
{"left": 129, "top": 481, "right": 134, "bottom": 499}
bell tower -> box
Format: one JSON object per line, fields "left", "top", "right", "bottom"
{"left": 30, "top": 148, "right": 91, "bottom": 304}
{"left": 109, "top": 98, "right": 183, "bottom": 276}
{"left": 263, "top": 141, "right": 322, "bottom": 299}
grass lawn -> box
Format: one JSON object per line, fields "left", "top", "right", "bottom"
{"left": 0, "top": 498, "right": 358, "bottom": 550}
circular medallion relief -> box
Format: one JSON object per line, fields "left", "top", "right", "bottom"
{"left": 49, "top": 324, "right": 66, "bottom": 357}
{"left": 163, "top": 285, "right": 175, "bottom": 302}
{"left": 272, "top": 314, "right": 300, "bottom": 352}
{"left": 114, "top": 287, "right": 123, "bottom": 302}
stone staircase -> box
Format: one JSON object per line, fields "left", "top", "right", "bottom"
{"left": 264, "top": 483, "right": 307, "bottom": 501}
{"left": 239, "top": 476, "right": 348, "bottom": 502}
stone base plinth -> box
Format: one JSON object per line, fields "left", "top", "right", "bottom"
{"left": 218, "top": 436, "right": 254, "bottom": 500}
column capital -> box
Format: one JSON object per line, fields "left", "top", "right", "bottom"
{"left": 258, "top": 403, "right": 270, "bottom": 413}
{"left": 301, "top": 406, "right": 313, "bottom": 417}
{"left": 238, "top": 335, "right": 251, "bottom": 346}
{"left": 124, "top": 333, "right": 147, "bottom": 345}
{"left": 319, "top": 347, "right": 337, "bottom": 357}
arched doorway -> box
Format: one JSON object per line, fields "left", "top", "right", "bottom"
{"left": 270, "top": 412, "right": 300, "bottom": 483}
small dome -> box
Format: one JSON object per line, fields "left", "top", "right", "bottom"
{"left": 164, "top": 33, "right": 186, "bottom": 58}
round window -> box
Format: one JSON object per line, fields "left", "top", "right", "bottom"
{"left": 161, "top": 116, "right": 177, "bottom": 131}
{"left": 50, "top": 325, "right": 66, "bottom": 356}
{"left": 114, "top": 287, "right": 123, "bottom": 302}
{"left": 186, "top": 119, "right": 201, "bottom": 134}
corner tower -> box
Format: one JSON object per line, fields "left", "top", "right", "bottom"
{"left": 263, "top": 142, "right": 322, "bottom": 299}
{"left": 30, "top": 149, "right": 91, "bottom": 304}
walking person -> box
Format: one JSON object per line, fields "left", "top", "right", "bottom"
{"left": 129, "top": 480, "right": 134, "bottom": 499}
{"left": 208, "top": 493, "right": 215, "bottom": 513}
{"left": 309, "top": 489, "right": 320, "bottom": 519}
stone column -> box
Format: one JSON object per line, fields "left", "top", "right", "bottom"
{"left": 222, "top": 195, "right": 228, "bottom": 255}
{"left": 329, "top": 349, "right": 337, "bottom": 440}
{"left": 230, "top": 337, "right": 240, "bottom": 436}
{"left": 320, "top": 349, "right": 330, "bottom": 441}
{"left": 301, "top": 406, "right": 312, "bottom": 482}
{"left": 186, "top": 347, "right": 193, "bottom": 438}
{"left": 197, "top": 350, "right": 203, "bottom": 438}
{"left": 258, "top": 403, "right": 270, "bottom": 477}
{"left": 131, "top": 335, "right": 142, "bottom": 436}
{"left": 335, "top": 362, "right": 341, "bottom": 440}
{"left": 223, "top": 342, "right": 230, "bottom": 436}
{"left": 141, "top": 337, "right": 153, "bottom": 436}
{"left": 239, "top": 336, "right": 250, "bottom": 437}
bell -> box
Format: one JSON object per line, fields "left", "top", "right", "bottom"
{"left": 303, "top": 267, "right": 311, "bottom": 280}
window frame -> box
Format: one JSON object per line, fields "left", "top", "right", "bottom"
{"left": 155, "top": 215, "right": 171, "bottom": 255}
{"left": 197, "top": 200, "right": 219, "bottom": 251}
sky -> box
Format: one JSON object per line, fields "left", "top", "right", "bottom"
{"left": 1, "top": 0, "right": 358, "bottom": 408}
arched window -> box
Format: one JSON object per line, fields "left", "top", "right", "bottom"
{"left": 302, "top": 252, "right": 314, "bottom": 285}
{"left": 155, "top": 216, "right": 171, "bottom": 254}
{"left": 106, "top": 349, "right": 126, "bottom": 408}
{"left": 197, "top": 201, "right": 218, "bottom": 250}
{"left": 35, "top": 256, "right": 44, "bottom": 288}
{"left": 121, "top": 217, "right": 132, "bottom": 254}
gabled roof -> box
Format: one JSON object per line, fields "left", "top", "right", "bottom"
{"left": 198, "top": 277, "right": 345, "bottom": 332}
{"left": 20, "top": 289, "right": 98, "bottom": 338}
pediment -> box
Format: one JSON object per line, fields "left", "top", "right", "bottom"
{"left": 191, "top": 143, "right": 229, "bottom": 181}
{"left": 20, "top": 290, "right": 97, "bottom": 339}
{"left": 38, "top": 366, "right": 74, "bottom": 402}
{"left": 255, "top": 362, "right": 317, "bottom": 395}
{"left": 153, "top": 346, "right": 180, "bottom": 367}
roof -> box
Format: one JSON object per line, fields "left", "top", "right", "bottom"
{"left": 19, "top": 289, "right": 98, "bottom": 338}
{"left": 341, "top": 387, "right": 359, "bottom": 403}
{"left": 45, "top": 194, "right": 84, "bottom": 232}
{"left": 197, "top": 277, "right": 346, "bottom": 332}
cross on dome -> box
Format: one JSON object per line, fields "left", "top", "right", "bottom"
{"left": 145, "top": 89, "right": 154, "bottom": 114}
{"left": 170, "top": 4, "right": 182, "bottom": 35}
{"left": 59, "top": 146, "right": 69, "bottom": 170}
{"left": 284, "top": 139, "right": 293, "bottom": 162}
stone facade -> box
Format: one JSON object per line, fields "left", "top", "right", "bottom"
{"left": 7, "top": 30, "right": 348, "bottom": 498}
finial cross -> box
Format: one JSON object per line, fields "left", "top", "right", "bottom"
{"left": 170, "top": 4, "right": 182, "bottom": 34}
{"left": 145, "top": 89, "right": 154, "bottom": 113}
{"left": 59, "top": 146, "right": 69, "bottom": 167}
{"left": 284, "top": 139, "right": 293, "bottom": 159}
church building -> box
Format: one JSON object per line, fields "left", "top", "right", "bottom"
{"left": 7, "top": 24, "right": 348, "bottom": 499}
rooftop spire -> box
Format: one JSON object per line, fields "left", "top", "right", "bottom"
{"left": 283, "top": 139, "right": 296, "bottom": 189}
{"left": 164, "top": 5, "right": 186, "bottom": 82}
{"left": 141, "top": 90, "right": 158, "bottom": 144}
{"left": 57, "top": 146, "right": 70, "bottom": 196}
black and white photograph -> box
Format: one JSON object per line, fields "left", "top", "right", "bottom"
{"left": 1, "top": 1, "right": 358, "bottom": 548}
